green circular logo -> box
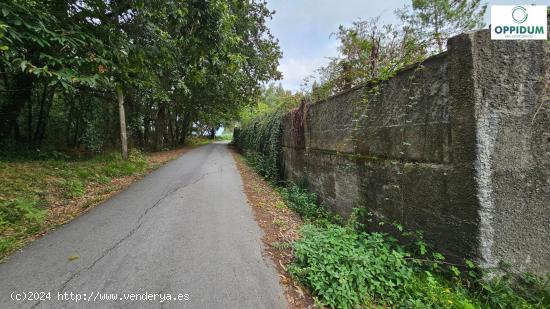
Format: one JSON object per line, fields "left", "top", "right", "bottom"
{"left": 512, "top": 6, "right": 528, "bottom": 24}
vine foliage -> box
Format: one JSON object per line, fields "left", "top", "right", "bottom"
{"left": 234, "top": 110, "right": 284, "bottom": 182}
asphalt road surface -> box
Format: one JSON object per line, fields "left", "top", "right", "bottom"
{"left": 0, "top": 143, "right": 287, "bottom": 309}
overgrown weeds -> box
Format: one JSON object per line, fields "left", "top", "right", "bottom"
{"left": 186, "top": 136, "right": 214, "bottom": 147}
{"left": 0, "top": 149, "right": 150, "bottom": 259}
{"left": 289, "top": 223, "right": 415, "bottom": 308}
{"left": 215, "top": 133, "right": 233, "bottom": 141}
{"left": 240, "top": 151, "right": 550, "bottom": 309}
{"left": 279, "top": 185, "right": 329, "bottom": 223}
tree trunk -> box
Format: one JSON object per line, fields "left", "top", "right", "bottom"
{"left": 153, "top": 104, "right": 166, "bottom": 151}
{"left": 64, "top": 96, "right": 75, "bottom": 147}
{"left": 0, "top": 73, "right": 33, "bottom": 143}
{"left": 179, "top": 111, "right": 191, "bottom": 145}
{"left": 33, "top": 83, "right": 56, "bottom": 147}
{"left": 117, "top": 86, "right": 128, "bottom": 160}
{"left": 27, "top": 95, "right": 33, "bottom": 146}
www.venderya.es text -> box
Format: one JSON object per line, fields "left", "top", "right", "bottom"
{"left": 10, "top": 291, "right": 190, "bottom": 303}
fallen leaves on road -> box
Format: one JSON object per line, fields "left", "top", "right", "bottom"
{"left": 67, "top": 254, "right": 80, "bottom": 262}
{"left": 231, "top": 148, "right": 317, "bottom": 309}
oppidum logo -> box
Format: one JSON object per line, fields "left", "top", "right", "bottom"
{"left": 491, "top": 5, "right": 547, "bottom": 40}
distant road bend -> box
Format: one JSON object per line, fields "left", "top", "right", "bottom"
{"left": 0, "top": 142, "right": 286, "bottom": 309}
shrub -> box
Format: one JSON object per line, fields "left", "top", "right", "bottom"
{"left": 282, "top": 189, "right": 550, "bottom": 308}
{"left": 0, "top": 236, "right": 17, "bottom": 256}
{"left": 279, "top": 184, "right": 328, "bottom": 221}
{"left": 0, "top": 199, "right": 47, "bottom": 226}
{"left": 63, "top": 179, "right": 86, "bottom": 198}
{"left": 289, "top": 223, "right": 414, "bottom": 308}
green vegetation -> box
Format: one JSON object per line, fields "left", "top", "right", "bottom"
{"left": 0, "top": 0, "right": 281, "bottom": 155}
{"left": 279, "top": 185, "right": 329, "bottom": 222}
{"left": 0, "top": 199, "right": 46, "bottom": 255}
{"left": 0, "top": 0, "right": 282, "bottom": 260}
{"left": 290, "top": 223, "right": 417, "bottom": 308}
{"left": 303, "top": 0, "right": 486, "bottom": 101}
{"left": 234, "top": 111, "right": 286, "bottom": 181}
{"left": 231, "top": 2, "right": 550, "bottom": 306}
{"left": 397, "top": 0, "right": 487, "bottom": 52}
{"left": 185, "top": 136, "right": 216, "bottom": 147}
{"left": 289, "top": 213, "right": 550, "bottom": 307}
{"left": 0, "top": 150, "right": 149, "bottom": 258}
{"left": 215, "top": 133, "right": 234, "bottom": 141}
{"left": 240, "top": 150, "right": 550, "bottom": 308}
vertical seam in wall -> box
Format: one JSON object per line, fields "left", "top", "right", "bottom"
{"left": 475, "top": 114, "right": 499, "bottom": 269}
{"left": 472, "top": 34, "right": 499, "bottom": 270}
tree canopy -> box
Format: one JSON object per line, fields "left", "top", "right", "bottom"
{"left": 301, "top": 0, "right": 486, "bottom": 101}
{"left": 0, "top": 0, "right": 281, "bottom": 153}
{"left": 397, "top": 0, "right": 486, "bottom": 52}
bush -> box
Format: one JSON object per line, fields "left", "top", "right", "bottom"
{"left": 289, "top": 223, "right": 414, "bottom": 308}
{"left": 0, "top": 199, "right": 47, "bottom": 227}
{"left": 97, "top": 149, "right": 148, "bottom": 177}
{"left": 279, "top": 187, "right": 550, "bottom": 308}
{"left": 279, "top": 184, "right": 328, "bottom": 221}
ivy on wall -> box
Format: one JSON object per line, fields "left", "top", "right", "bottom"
{"left": 234, "top": 110, "right": 284, "bottom": 181}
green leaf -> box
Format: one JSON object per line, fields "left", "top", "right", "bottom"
{"left": 19, "top": 60, "right": 27, "bottom": 71}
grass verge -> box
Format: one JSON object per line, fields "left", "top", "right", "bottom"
{"left": 0, "top": 146, "right": 193, "bottom": 261}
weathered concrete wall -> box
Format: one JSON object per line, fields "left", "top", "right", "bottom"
{"left": 455, "top": 31, "right": 550, "bottom": 274}
{"left": 280, "top": 29, "right": 550, "bottom": 274}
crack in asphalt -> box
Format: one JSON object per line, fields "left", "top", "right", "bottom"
{"left": 29, "top": 172, "right": 211, "bottom": 309}
{"left": 6, "top": 144, "right": 286, "bottom": 309}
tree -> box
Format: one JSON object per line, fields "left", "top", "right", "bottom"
{"left": 0, "top": 0, "right": 108, "bottom": 147}
{"left": 305, "top": 17, "right": 426, "bottom": 98}
{"left": 397, "top": 0, "right": 487, "bottom": 52}
{"left": 0, "top": 0, "right": 281, "bottom": 155}
{"left": 239, "top": 82, "right": 303, "bottom": 125}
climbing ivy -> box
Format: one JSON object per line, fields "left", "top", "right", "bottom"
{"left": 234, "top": 109, "right": 284, "bottom": 182}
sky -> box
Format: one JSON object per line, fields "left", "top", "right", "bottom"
{"left": 265, "top": 0, "right": 541, "bottom": 91}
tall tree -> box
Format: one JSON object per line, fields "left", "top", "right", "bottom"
{"left": 1, "top": 0, "right": 281, "bottom": 154}
{"left": 305, "top": 17, "right": 426, "bottom": 98}
{"left": 0, "top": 0, "right": 107, "bottom": 147}
{"left": 397, "top": 0, "right": 487, "bottom": 52}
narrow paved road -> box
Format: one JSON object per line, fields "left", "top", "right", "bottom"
{"left": 0, "top": 143, "right": 286, "bottom": 309}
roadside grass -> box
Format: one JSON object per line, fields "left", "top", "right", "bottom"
{"left": 0, "top": 147, "right": 189, "bottom": 261}
{"left": 240, "top": 149, "right": 550, "bottom": 309}
{"left": 185, "top": 134, "right": 232, "bottom": 146}
{"left": 215, "top": 133, "right": 233, "bottom": 141}
{"left": 186, "top": 136, "right": 214, "bottom": 146}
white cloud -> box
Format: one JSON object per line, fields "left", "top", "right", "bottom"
{"left": 277, "top": 38, "right": 340, "bottom": 92}
{"left": 266, "top": 0, "right": 403, "bottom": 92}
{"left": 278, "top": 57, "right": 330, "bottom": 91}
{"left": 267, "top": 0, "right": 497, "bottom": 91}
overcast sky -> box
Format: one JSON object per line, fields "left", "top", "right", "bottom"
{"left": 266, "top": 0, "right": 540, "bottom": 91}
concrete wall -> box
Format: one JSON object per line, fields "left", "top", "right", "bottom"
{"left": 280, "top": 30, "right": 550, "bottom": 275}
